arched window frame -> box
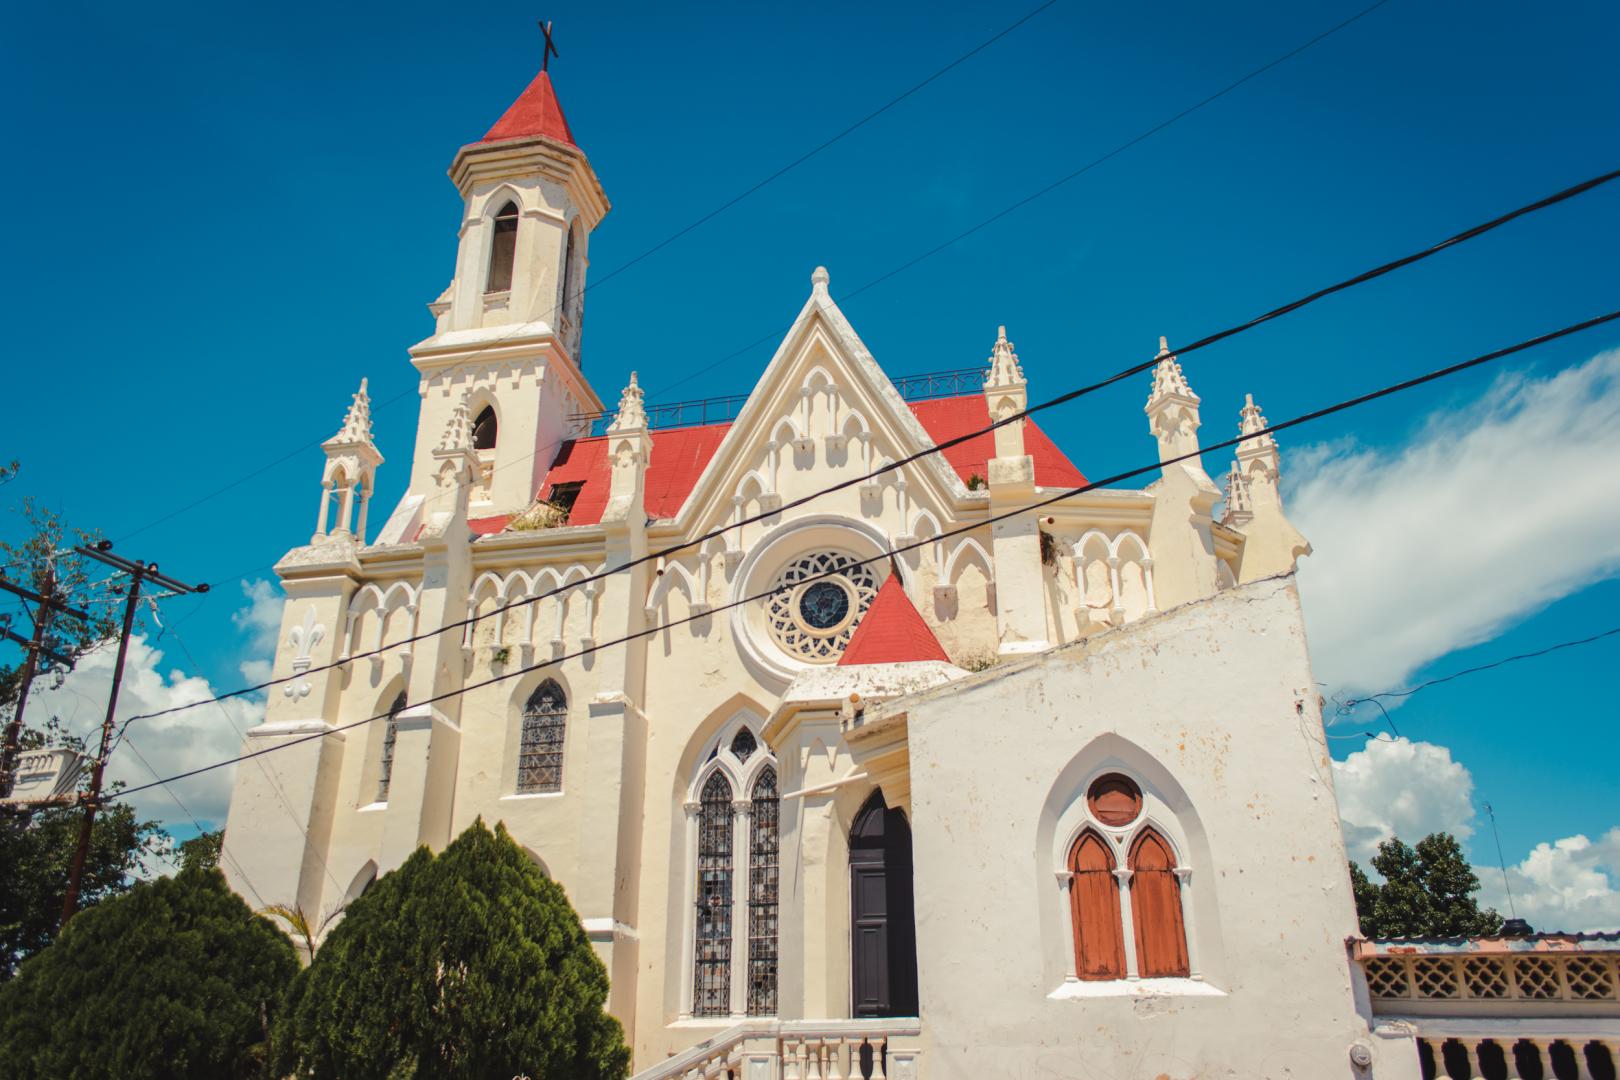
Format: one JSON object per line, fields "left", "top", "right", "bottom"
{"left": 376, "top": 690, "right": 407, "bottom": 804}
{"left": 515, "top": 678, "right": 568, "bottom": 795}
{"left": 1052, "top": 770, "right": 1199, "bottom": 985}
{"left": 485, "top": 197, "right": 521, "bottom": 295}
{"left": 679, "top": 712, "right": 779, "bottom": 1020}
{"left": 472, "top": 405, "right": 498, "bottom": 451}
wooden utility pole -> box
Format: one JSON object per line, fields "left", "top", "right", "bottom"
{"left": 1, "top": 565, "right": 88, "bottom": 800}
{"left": 59, "top": 544, "right": 206, "bottom": 927}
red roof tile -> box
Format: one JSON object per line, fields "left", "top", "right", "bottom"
{"left": 480, "top": 70, "right": 576, "bottom": 147}
{"left": 512, "top": 394, "right": 1085, "bottom": 532}
{"left": 908, "top": 396, "right": 1087, "bottom": 489}
{"left": 838, "top": 575, "right": 951, "bottom": 666}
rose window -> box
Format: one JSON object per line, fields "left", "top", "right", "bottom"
{"left": 765, "top": 551, "right": 881, "bottom": 663}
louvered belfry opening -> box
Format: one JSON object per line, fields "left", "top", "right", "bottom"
{"left": 377, "top": 691, "right": 406, "bottom": 802}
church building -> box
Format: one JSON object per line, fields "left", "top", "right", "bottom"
{"left": 219, "top": 59, "right": 1505, "bottom": 1079}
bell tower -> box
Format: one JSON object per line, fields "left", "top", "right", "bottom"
{"left": 397, "top": 49, "right": 611, "bottom": 522}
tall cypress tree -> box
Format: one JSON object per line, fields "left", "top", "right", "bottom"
{"left": 274, "top": 819, "right": 630, "bottom": 1080}
{"left": 0, "top": 867, "right": 298, "bottom": 1079}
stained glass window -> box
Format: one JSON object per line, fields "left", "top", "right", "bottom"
{"left": 377, "top": 691, "right": 406, "bottom": 802}
{"left": 693, "top": 771, "right": 734, "bottom": 1016}
{"left": 517, "top": 680, "right": 567, "bottom": 794}
{"left": 747, "top": 766, "right": 780, "bottom": 1015}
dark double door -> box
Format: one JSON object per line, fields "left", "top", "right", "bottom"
{"left": 849, "top": 789, "right": 919, "bottom": 1018}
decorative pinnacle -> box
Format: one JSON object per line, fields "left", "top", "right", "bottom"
{"left": 607, "top": 370, "right": 648, "bottom": 432}
{"left": 985, "top": 325, "right": 1026, "bottom": 388}
{"left": 811, "top": 266, "right": 830, "bottom": 290}
{"left": 1146, "top": 335, "right": 1197, "bottom": 407}
{"left": 437, "top": 397, "right": 473, "bottom": 454}
{"left": 331, "top": 378, "right": 374, "bottom": 445}
{"left": 1237, "top": 392, "right": 1277, "bottom": 450}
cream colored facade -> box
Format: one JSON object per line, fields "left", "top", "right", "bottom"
{"left": 219, "top": 67, "right": 1429, "bottom": 1079}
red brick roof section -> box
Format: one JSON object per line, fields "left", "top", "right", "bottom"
{"left": 838, "top": 575, "right": 951, "bottom": 667}
{"left": 506, "top": 394, "right": 1085, "bottom": 532}
{"left": 480, "top": 70, "right": 576, "bottom": 146}
{"left": 907, "top": 396, "right": 1087, "bottom": 489}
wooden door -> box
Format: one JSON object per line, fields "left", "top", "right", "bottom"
{"left": 849, "top": 790, "right": 919, "bottom": 1017}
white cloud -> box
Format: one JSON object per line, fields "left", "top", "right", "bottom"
{"left": 1287, "top": 347, "right": 1620, "bottom": 696}
{"left": 231, "top": 578, "right": 282, "bottom": 684}
{"left": 1476, "top": 829, "right": 1620, "bottom": 932}
{"left": 1333, "top": 735, "right": 1620, "bottom": 932}
{"left": 30, "top": 634, "right": 258, "bottom": 830}
{"left": 1332, "top": 736, "right": 1476, "bottom": 864}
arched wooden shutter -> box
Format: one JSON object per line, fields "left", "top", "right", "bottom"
{"left": 1068, "top": 831, "right": 1125, "bottom": 980}
{"left": 1128, "top": 828, "right": 1189, "bottom": 978}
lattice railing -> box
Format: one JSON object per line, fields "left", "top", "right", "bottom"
{"left": 1362, "top": 953, "right": 1620, "bottom": 1003}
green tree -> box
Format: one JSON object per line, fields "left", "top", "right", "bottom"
{"left": 275, "top": 819, "right": 630, "bottom": 1080}
{"left": 178, "top": 829, "right": 224, "bottom": 874}
{"left": 0, "top": 868, "right": 298, "bottom": 1079}
{"left": 1350, "top": 832, "right": 1504, "bottom": 938}
{"left": 1, "top": 492, "right": 167, "bottom": 978}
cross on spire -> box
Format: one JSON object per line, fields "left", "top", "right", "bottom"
{"left": 537, "top": 19, "right": 560, "bottom": 71}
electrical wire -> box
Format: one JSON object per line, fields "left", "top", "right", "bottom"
{"left": 105, "top": 307, "right": 1620, "bottom": 803}
{"left": 118, "top": 166, "right": 1620, "bottom": 727}
{"left": 647, "top": 0, "right": 1396, "bottom": 400}
{"left": 111, "top": 5, "right": 1060, "bottom": 550}
{"left": 1328, "top": 625, "right": 1620, "bottom": 740}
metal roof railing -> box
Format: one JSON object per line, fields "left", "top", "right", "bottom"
{"left": 568, "top": 366, "right": 987, "bottom": 437}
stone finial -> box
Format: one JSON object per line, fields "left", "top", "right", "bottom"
{"left": 1146, "top": 337, "right": 1198, "bottom": 408}
{"left": 1221, "top": 460, "right": 1253, "bottom": 526}
{"left": 1237, "top": 392, "right": 1277, "bottom": 450}
{"left": 437, "top": 397, "right": 473, "bottom": 454}
{"left": 985, "top": 325, "right": 1026, "bottom": 388}
{"left": 330, "top": 378, "right": 374, "bottom": 446}
{"left": 607, "top": 371, "right": 648, "bottom": 433}
{"left": 811, "top": 266, "right": 831, "bottom": 290}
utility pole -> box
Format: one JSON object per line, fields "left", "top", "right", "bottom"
{"left": 59, "top": 543, "right": 206, "bottom": 927}
{"left": 1, "top": 564, "right": 89, "bottom": 800}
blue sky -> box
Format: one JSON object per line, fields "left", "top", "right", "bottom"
{"left": 3, "top": 0, "right": 1617, "bottom": 922}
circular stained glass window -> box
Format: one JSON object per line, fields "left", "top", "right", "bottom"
{"left": 765, "top": 551, "right": 881, "bottom": 663}
{"left": 799, "top": 581, "right": 850, "bottom": 629}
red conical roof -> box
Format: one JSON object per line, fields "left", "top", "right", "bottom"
{"left": 838, "top": 575, "right": 951, "bottom": 667}
{"left": 480, "top": 70, "right": 576, "bottom": 147}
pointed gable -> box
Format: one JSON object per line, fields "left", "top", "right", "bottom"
{"left": 839, "top": 575, "right": 950, "bottom": 666}
{"left": 481, "top": 70, "right": 576, "bottom": 146}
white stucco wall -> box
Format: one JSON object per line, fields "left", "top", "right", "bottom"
{"left": 898, "top": 575, "right": 1396, "bottom": 1079}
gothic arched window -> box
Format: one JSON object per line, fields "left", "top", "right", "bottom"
{"left": 693, "top": 770, "right": 735, "bottom": 1017}
{"left": 685, "top": 724, "right": 778, "bottom": 1019}
{"left": 747, "top": 766, "right": 779, "bottom": 1015}
{"left": 1068, "top": 831, "right": 1125, "bottom": 980}
{"left": 1128, "top": 828, "right": 1189, "bottom": 978}
{"left": 486, "top": 200, "right": 519, "bottom": 294}
{"left": 516, "top": 681, "right": 567, "bottom": 794}
{"left": 560, "top": 218, "right": 582, "bottom": 315}
{"left": 472, "top": 406, "right": 498, "bottom": 451}
{"left": 377, "top": 691, "right": 406, "bottom": 802}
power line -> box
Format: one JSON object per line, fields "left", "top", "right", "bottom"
{"left": 1328, "top": 625, "right": 1620, "bottom": 739}
{"left": 119, "top": 165, "right": 1620, "bottom": 728}
{"left": 587, "top": 0, "right": 1062, "bottom": 295}
{"left": 106, "top": 307, "right": 1620, "bottom": 803}
{"left": 647, "top": 0, "right": 1396, "bottom": 400}
{"left": 119, "top": 734, "right": 268, "bottom": 909}
{"left": 111, "top": 6, "right": 1058, "bottom": 550}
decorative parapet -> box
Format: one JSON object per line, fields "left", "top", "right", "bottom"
{"left": 1353, "top": 936, "right": 1620, "bottom": 1016}
{"left": 631, "top": 1018, "right": 922, "bottom": 1080}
